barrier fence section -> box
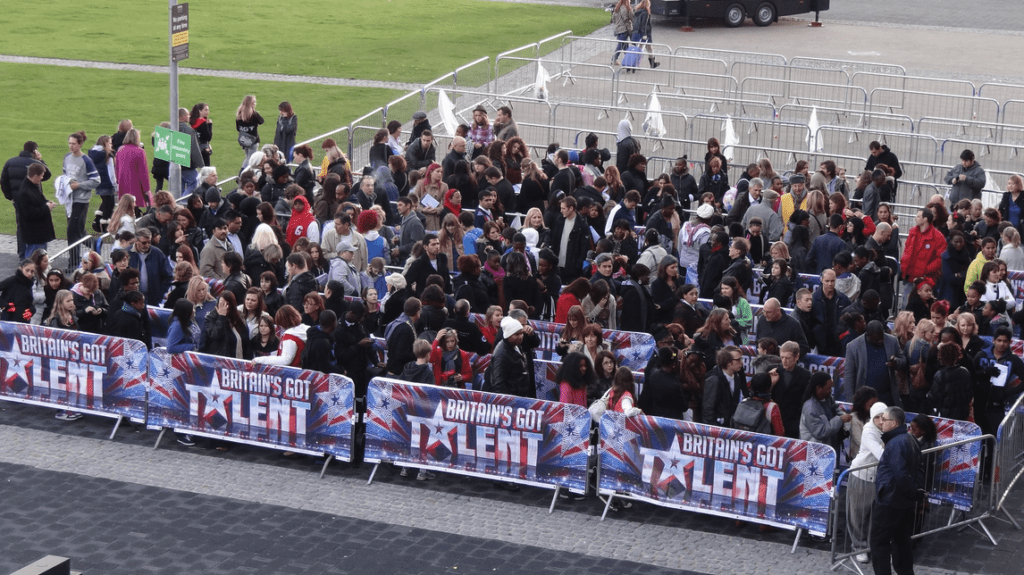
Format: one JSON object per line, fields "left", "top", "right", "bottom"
{"left": 994, "top": 391, "right": 1024, "bottom": 528}
{"left": 830, "top": 433, "right": 995, "bottom": 572}
{"left": 0, "top": 322, "right": 149, "bottom": 431}
{"left": 598, "top": 411, "right": 836, "bottom": 545}
{"left": 147, "top": 348, "right": 355, "bottom": 461}
{"left": 362, "top": 377, "right": 591, "bottom": 510}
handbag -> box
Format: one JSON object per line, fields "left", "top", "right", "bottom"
{"left": 237, "top": 131, "right": 256, "bottom": 148}
{"left": 910, "top": 362, "right": 928, "bottom": 391}
{"left": 588, "top": 389, "right": 611, "bottom": 422}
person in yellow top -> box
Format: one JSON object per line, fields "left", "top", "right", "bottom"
{"left": 779, "top": 174, "right": 809, "bottom": 227}
{"left": 964, "top": 237, "right": 997, "bottom": 295}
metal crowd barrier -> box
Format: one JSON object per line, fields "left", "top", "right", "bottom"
{"left": 830, "top": 433, "right": 997, "bottom": 573}
{"left": 993, "top": 392, "right": 1024, "bottom": 529}
{"left": 868, "top": 89, "right": 1000, "bottom": 125}
{"left": 850, "top": 72, "right": 976, "bottom": 100}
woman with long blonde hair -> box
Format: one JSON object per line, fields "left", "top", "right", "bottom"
{"left": 46, "top": 290, "right": 78, "bottom": 330}
{"left": 108, "top": 194, "right": 137, "bottom": 236}
{"left": 235, "top": 94, "right": 264, "bottom": 172}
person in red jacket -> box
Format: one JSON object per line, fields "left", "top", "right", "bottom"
{"left": 900, "top": 207, "right": 946, "bottom": 308}
{"left": 285, "top": 195, "right": 319, "bottom": 247}
{"left": 430, "top": 328, "right": 473, "bottom": 388}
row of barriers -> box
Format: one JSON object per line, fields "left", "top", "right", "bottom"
{"left": 4, "top": 319, "right": 1020, "bottom": 554}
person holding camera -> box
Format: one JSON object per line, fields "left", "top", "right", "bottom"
{"left": 430, "top": 328, "right": 473, "bottom": 388}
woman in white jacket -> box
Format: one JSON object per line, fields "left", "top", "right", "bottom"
{"left": 253, "top": 304, "right": 308, "bottom": 367}
{"left": 847, "top": 402, "right": 888, "bottom": 564}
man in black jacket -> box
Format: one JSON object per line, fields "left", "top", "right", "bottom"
{"left": 405, "top": 130, "right": 436, "bottom": 172}
{"left": 702, "top": 346, "right": 745, "bottom": 427}
{"left": 486, "top": 317, "right": 532, "bottom": 398}
{"left": 869, "top": 406, "right": 922, "bottom": 575}
{"left": 14, "top": 163, "right": 56, "bottom": 258}
{"left": 385, "top": 298, "right": 420, "bottom": 376}
{"left": 813, "top": 269, "right": 851, "bottom": 357}
{"left": 483, "top": 167, "right": 516, "bottom": 216}
{"left": 550, "top": 196, "right": 591, "bottom": 282}
{"left": 699, "top": 231, "right": 731, "bottom": 299}
{"left": 2, "top": 141, "right": 51, "bottom": 258}
{"left": 104, "top": 291, "right": 152, "bottom": 350}
{"left": 284, "top": 253, "right": 318, "bottom": 311}
{"left": 303, "top": 311, "right": 340, "bottom": 374}
{"left": 404, "top": 234, "right": 451, "bottom": 297}
{"left": 864, "top": 141, "right": 902, "bottom": 183}
{"left": 771, "top": 341, "right": 812, "bottom": 439}
{"left": 792, "top": 288, "right": 819, "bottom": 353}
{"left": 336, "top": 306, "right": 375, "bottom": 397}
{"left": 443, "top": 299, "right": 491, "bottom": 356}
{"left": 756, "top": 298, "right": 809, "bottom": 358}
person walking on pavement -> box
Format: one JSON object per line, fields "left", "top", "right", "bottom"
{"left": 869, "top": 405, "right": 923, "bottom": 575}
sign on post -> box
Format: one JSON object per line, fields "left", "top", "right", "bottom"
{"left": 171, "top": 3, "right": 189, "bottom": 62}
{"left": 153, "top": 125, "right": 193, "bottom": 167}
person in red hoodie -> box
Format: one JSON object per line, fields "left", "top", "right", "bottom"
{"left": 900, "top": 207, "right": 946, "bottom": 308}
{"left": 430, "top": 328, "right": 473, "bottom": 388}
{"left": 285, "top": 195, "right": 319, "bottom": 247}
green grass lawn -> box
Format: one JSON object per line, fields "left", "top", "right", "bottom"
{"left": 0, "top": 62, "right": 401, "bottom": 237}
{"left": 0, "top": 0, "right": 609, "bottom": 241}
{"left": 0, "top": 0, "right": 608, "bottom": 84}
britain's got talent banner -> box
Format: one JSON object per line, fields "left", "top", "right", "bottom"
{"left": 599, "top": 412, "right": 836, "bottom": 535}
{"left": 147, "top": 348, "right": 355, "bottom": 458}
{"left": 0, "top": 321, "right": 148, "bottom": 421}
{"left": 364, "top": 377, "right": 591, "bottom": 492}
{"left": 838, "top": 401, "right": 982, "bottom": 511}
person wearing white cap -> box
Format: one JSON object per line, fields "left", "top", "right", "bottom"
{"left": 848, "top": 400, "right": 888, "bottom": 564}
{"left": 485, "top": 317, "right": 531, "bottom": 398}
{"left": 328, "top": 244, "right": 361, "bottom": 296}
{"left": 678, "top": 202, "right": 714, "bottom": 285}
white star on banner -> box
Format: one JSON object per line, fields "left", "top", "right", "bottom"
{"left": 407, "top": 403, "right": 458, "bottom": 456}
{"left": 601, "top": 412, "right": 638, "bottom": 454}
{"left": 550, "top": 411, "right": 590, "bottom": 455}
{"left": 947, "top": 443, "right": 973, "bottom": 470}
{"left": 318, "top": 377, "right": 353, "bottom": 425}
{"left": 0, "top": 338, "right": 32, "bottom": 386}
{"left": 639, "top": 434, "right": 689, "bottom": 487}
{"left": 149, "top": 351, "right": 184, "bottom": 393}
{"left": 791, "top": 444, "right": 832, "bottom": 494}
{"left": 368, "top": 379, "right": 395, "bottom": 428}
{"left": 111, "top": 342, "right": 147, "bottom": 380}
{"left": 186, "top": 371, "right": 231, "bottom": 423}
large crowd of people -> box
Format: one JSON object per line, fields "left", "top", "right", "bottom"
{"left": 3, "top": 84, "right": 1023, "bottom": 569}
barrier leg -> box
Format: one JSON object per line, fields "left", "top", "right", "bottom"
{"left": 975, "top": 518, "right": 998, "bottom": 546}
{"left": 549, "top": 487, "right": 560, "bottom": 514}
{"left": 600, "top": 493, "right": 615, "bottom": 521}
{"left": 153, "top": 427, "right": 167, "bottom": 450}
{"left": 108, "top": 415, "right": 123, "bottom": 440}
{"left": 1000, "top": 508, "right": 1021, "bottom": 530}
{"left": 319, "top": 454, "right": 334, "bottom": 479}
{"left": 791, "top": 528, "right": 802, "bottom": 554}
{"left": 367, "top": 463, "right": 380, "bottom": 485}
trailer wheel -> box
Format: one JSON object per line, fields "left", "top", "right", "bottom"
{"left": 724, "top": 3, "right": 745, "bottom": 27}
{"left": 753, "top": 2, "right": 776, "bottom": 26}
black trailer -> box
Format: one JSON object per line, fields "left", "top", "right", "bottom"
{"left": 650, "top": 0, "right": 829, "bottom": 27}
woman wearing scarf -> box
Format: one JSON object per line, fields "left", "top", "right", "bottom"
{"left": 441, "top": 188, "right": 463, "bottom": 221}
{"left": 430, "top": 328, "right": 473, "bottom": 388}
{"left": 413, "top": 162, "right": 448, "bottom": 230}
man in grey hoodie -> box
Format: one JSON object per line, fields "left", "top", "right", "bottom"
{"left": 945, "top": 149, "right": 987, "bottom": 205}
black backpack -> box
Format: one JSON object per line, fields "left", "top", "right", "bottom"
{"left": 732, "top": 397, "right": 771, "bottom": 434}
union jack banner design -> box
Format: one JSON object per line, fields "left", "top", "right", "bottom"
{"left": 364, "top": 377, "right": 591, "bottom": 492}
{"left": 599, "top": 412, "right": 835, "bottom": 535}
{"left": 0, "top": 321, "right": 148, "bottom": 421}
{"left": 148, "top": 348, "right": 354, "bottom": 455}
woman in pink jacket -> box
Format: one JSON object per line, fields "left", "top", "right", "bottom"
{"left": 114, "top": 129, "right": 151, "bottom": 208}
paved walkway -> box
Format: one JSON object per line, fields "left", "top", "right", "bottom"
{"left": 0, "top": 55, "right": 423, "bottom": 92}
{"left": 1, "top": 400, "right": 1000, "bottom": 574}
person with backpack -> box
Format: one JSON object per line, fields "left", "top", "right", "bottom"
{"left": 732, "top": 371, "right": 785, "bottom": 436}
